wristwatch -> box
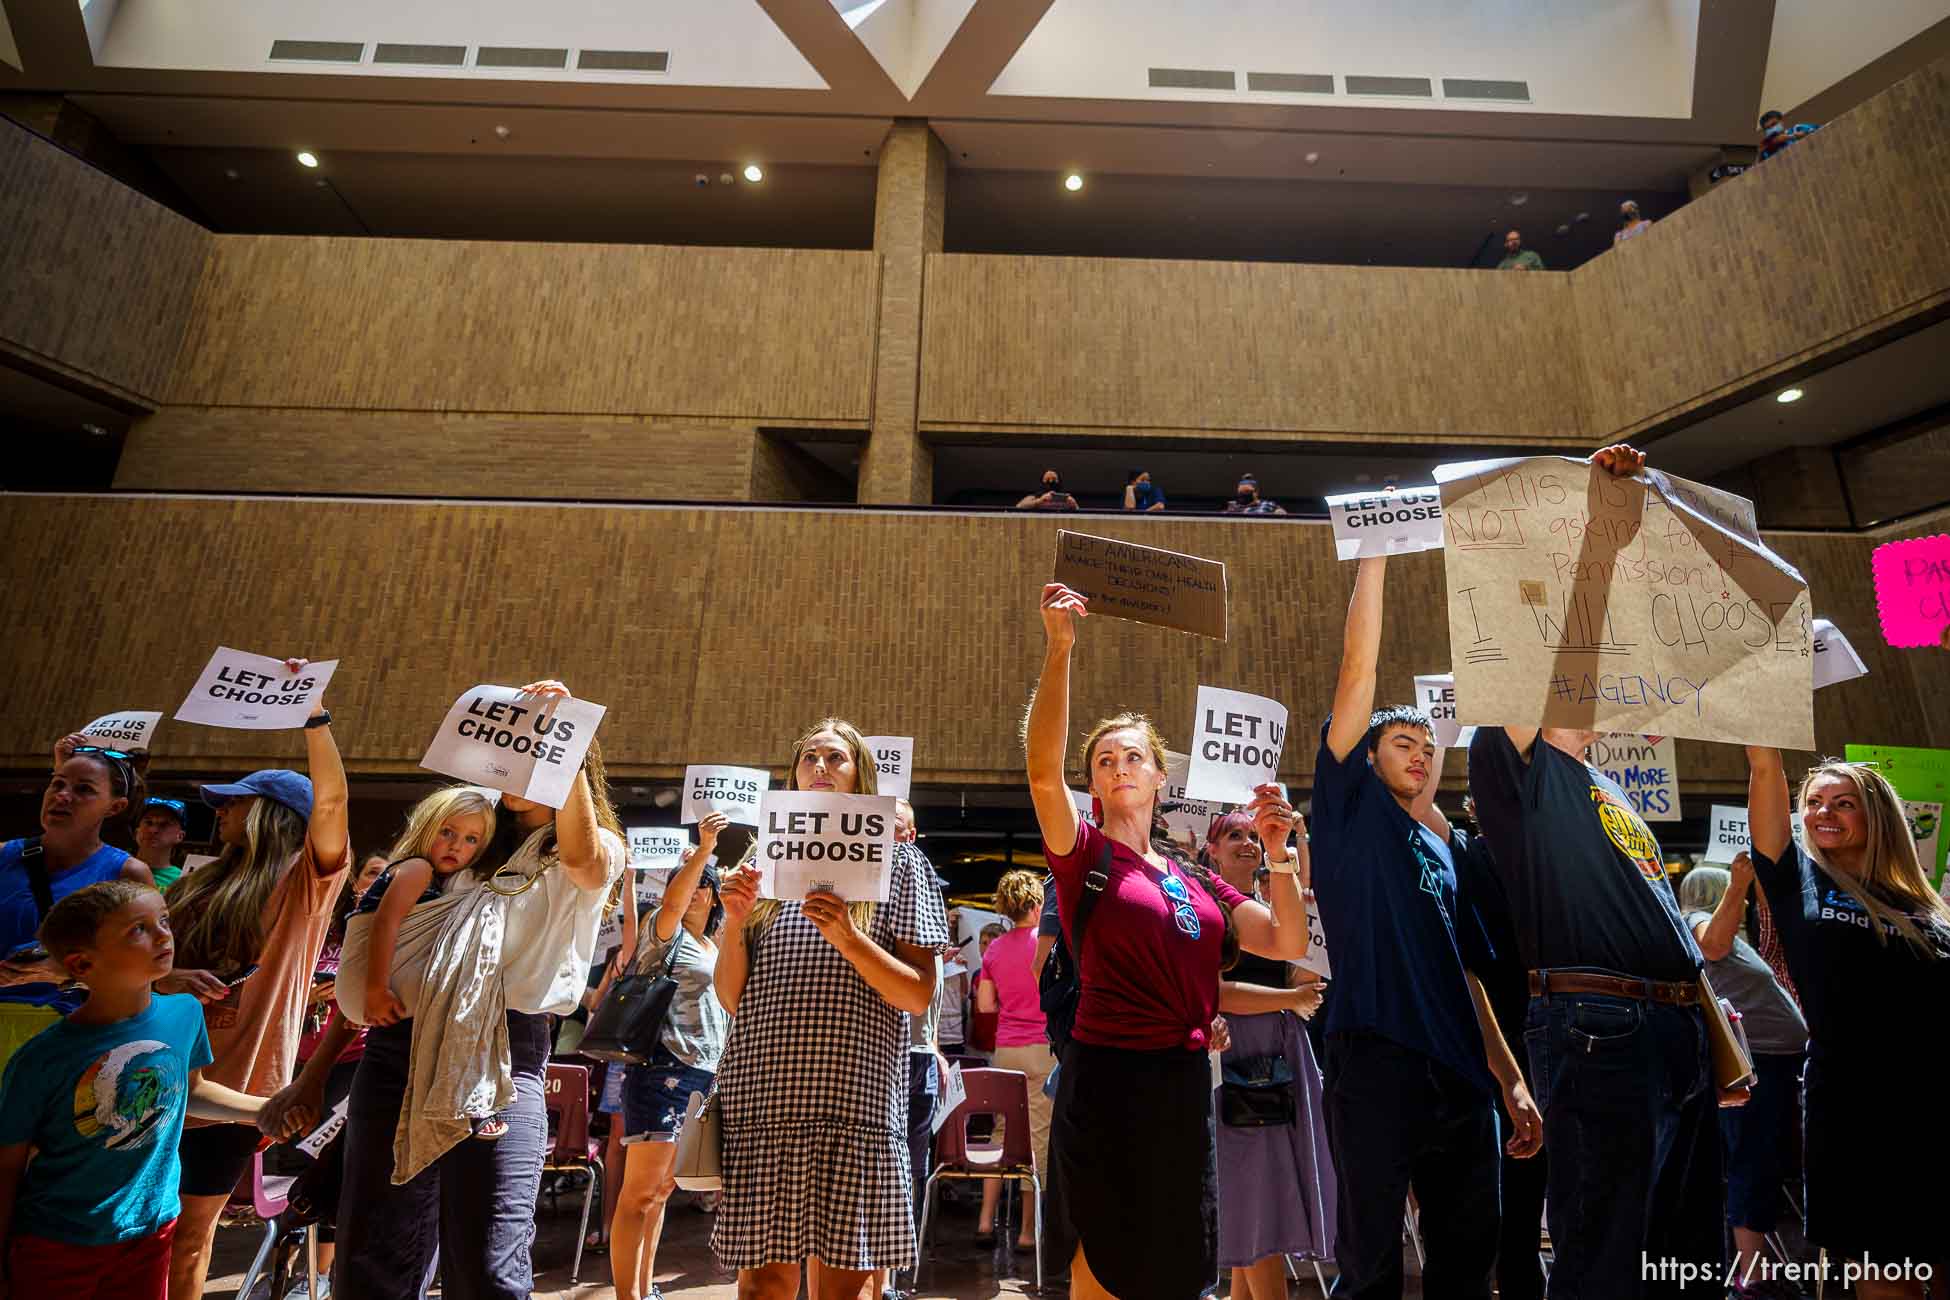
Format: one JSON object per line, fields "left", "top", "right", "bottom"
{"left": 304, "top": 710, "right": 333, "bottom": 730}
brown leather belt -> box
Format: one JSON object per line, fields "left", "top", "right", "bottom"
{"left": 1528, "top": 970, "right": 1698, "bottom": 1005}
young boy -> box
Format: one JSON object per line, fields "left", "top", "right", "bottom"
{"left": 0, "top": 880, "right": 286, "bottom": 1300}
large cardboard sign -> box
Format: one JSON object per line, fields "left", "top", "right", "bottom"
{"left": 1184, "top": 686, "right": 1289, "bottom": 804}
{"left": 80, "top": 711, "right": 162, "bottom": 752}
{"left": 1325, "top": 485, "right": 1446, "bottom": 561}
{"left": 1811, "top": 618, "right": 1869, "bottom": 689}
{"left": 1412, "top": 674, "right": 1476, "bottom": 749}
{"left": 1704, "top": 804, "right": 1751, "bottom": 863}
{"left": 1436, "top": 457, "right": 1813, "bottom": 749}
{"left": 682, "top": 765, "right": 769, "bottom": 827}
{"left": 420, "top": 685, "right": 605, "bottom": 809}
{"left": 1052, "top": 530, "right": 1228, "bottom": 640}
{"left": 175, "top": 648, "right": 339, "bottom": 731}
{"left": 1870, "top": 535, "right": 1950, "bottom": 648}
{"left": 755, "top": 791, "right": 898, "bottom": 902}
{"left": 864, "top": 736, "right": 915, "bottom": 800}
{"left": 1588, "top": 734, "right": 1681, "bottom": 822}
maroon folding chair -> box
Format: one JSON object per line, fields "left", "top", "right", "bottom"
{"left": 543, "top": 1062, "right": 605, "bottom": 1285}
{"left": 917, "top": 1067, "right": 1042, "bottom": 1291}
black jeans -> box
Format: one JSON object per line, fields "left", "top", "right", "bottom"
{"left": 1524, "top": 988, "right": 1724, "bottom": 1298}
{"left": 1496, "top": 1120, "right": 1549, "bottom": 1300}
{"left": 1323, "top": 1032, "right": 1499, "bottom": 1300}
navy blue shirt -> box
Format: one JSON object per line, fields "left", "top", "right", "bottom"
{"left": 1309, "top": 722, "right": 1497, "bottom": 1095}
{"left": 0, "top": 839, "right": 133, "bottom": 1013}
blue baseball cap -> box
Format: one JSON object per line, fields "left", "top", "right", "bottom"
{"left": 141, "top": 797, "right": 189, "bottom": 826}
{"left": 200, "top": 769, "right": 313, "bottom": 822}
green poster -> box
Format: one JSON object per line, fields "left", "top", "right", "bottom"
{"left": 1843, "top": 744, "right": 1950, "bottom": 884}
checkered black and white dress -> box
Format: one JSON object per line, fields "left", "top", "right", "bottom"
{"left": 712, "top": 842, "right": 949, "bottom": 1271}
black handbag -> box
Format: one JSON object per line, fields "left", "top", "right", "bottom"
{"left": 1218, "top": 1053, "right": 1297, "bottom": 1128}
{"left": 578, "top": 930, "right": 683, "bottom": 1064}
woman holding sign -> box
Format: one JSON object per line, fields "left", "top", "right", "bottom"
{"left": 1025, "top": 583, "right": 1311, "bottom": 1300}
{"left": 1744, "top": 748, "right": 1950, "bottom": 1297}
{"left": 713, "top": 720, "right": 949, "bottom": 1300}
{"left": 161, "top": 661, "right": 352, "bottom": 1300}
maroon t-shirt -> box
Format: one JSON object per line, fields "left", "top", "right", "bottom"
{"left": 1045, "top": 819, "right": 1248, "bottom": 1052}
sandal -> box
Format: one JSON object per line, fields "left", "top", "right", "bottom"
{"left": 584, "top": 1229, "right": 608, "bottom": 1255}
{"left": 474, "top": 1117, "right": 509, "bottom": 1141}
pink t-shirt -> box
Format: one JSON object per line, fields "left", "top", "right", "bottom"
{"left": 976, "top": 926, "right": 1048, "bottom": 1048}
{"left": 1045, "top": 820, "right": 1246, "bottom": 1052}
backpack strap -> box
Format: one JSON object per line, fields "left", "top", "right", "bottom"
{"left": 1069, "top": 832, "right": 1112, "bottom": 957}
{"left": 19, "top": 838, "right": 54, "bottom": 923}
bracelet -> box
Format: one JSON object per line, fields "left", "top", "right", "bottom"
{"left": 1265, "top": 860, "right": 1302, "bottom": 876}
{"left": 304, "top": 710, "right": 333, "bottom": 730}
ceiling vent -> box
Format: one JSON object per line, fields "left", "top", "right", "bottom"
{"left": 1443, "top": 77, "right": 1530, "bottom": 102}
{"left": 1245, "top": 72, "right": 1333, "bottom": 94}
{"left": 477, "top": 46, "right": 570, "bottom": 69}
{"left": 1148, "top": 67, "right": 1236, "bottom": 91}
{"left": 372, "top": 43, "right": 467, "bottom": 66}
{"left": 268, "top": 40, "right": 365, "bottom": 63}
{"left": 1344, "top": 75, "right": 1433, "bottom": 98}
{"left": 577, "top": 49, "right": 670, "bottom": 72}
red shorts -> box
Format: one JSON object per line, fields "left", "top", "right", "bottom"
{"left": 7, "top": 1218, "right": 176, "bottom": 1300}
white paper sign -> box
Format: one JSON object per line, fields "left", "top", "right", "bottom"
{"left": 1070, "top": 788, "right": 1096, "bottom": 824}
{"left": 1412, "top": 674, "right": 1478, "bottom": 749}
{"left": 597, "top": 910, "right": 625, "bottom": 954}
{"left": 932, "top": 1062, "right": 966, "bottom": 1135}
{"left": 865, "top": 736, "right": 915, "bottom": 800}
{"left": 1705, "top": 804, "right": 1751, "bottom": 863}
{"left": 80, "top": 711, "right": 162, "bottom": 752}
{"left": 419, "top": 685, "right": 605, "bottom": 810}
{"left": 1162, "top": 750, "right": 1223, "bottom": 856}
{"left": 182, "top": 853, "right": 219, "bottom": 873}
{"left": 174, "top": 648, "right": 339, "bottom": 731}
{"left": 1297, "top": 894, "right": 1331, "bottom": 979}
{"left": 1324, "top": 485, "right": 1446, "bottom": 561}
{"left": 1184, "top": 686, "right": 1289, "bottom": 804}
{"left": 682, "top": 765, "right": 769, "bottom": 827}
{"left": 628, "top": 827, "right": 689, "bottom": 870}
{"left": 1588, "top": 734, "right": 1682, "bottom": 822}
{"left": 1811, "top": 618, "right": 1869, "bottom": 689}
{"left": 295, "top": 1096, "right": 350, "bottom": 1158}
{"left": 756, "top": 791, "right": 898, "bottom": 902}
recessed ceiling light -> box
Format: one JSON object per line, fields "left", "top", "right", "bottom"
{"left": 1064, "top": 173, "right": 1084, "bottom": 192}
{"left": 224, "top": 168, "right": 240, "bottom": 181}
{"left": 1555, "top": 223, "right": 1570, "bottom": 235}
{"left": 1776, "top": 387, "right": 1804, "bottom": 404}
{"left": 1509, "top": 192, "right": 1529, "bottom": 206}
{"left": 296, "top": 150, "right": 319, "bottom": 168}
{"left": 1304, "top": 151, "right": 1320, "bottom": 165}
{"left": 81, "top": 423, "right": 108, "bottom": 437}
{"left": 742, "top": 163, "right": 764, "bottom": 183}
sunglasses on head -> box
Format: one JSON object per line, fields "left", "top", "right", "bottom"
{"left": 72, "top": 744, "right": 135, "bottom": 762}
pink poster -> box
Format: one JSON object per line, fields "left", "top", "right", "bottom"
{"left": 1871, "top": 535, "right": 1950, "bottom": 648}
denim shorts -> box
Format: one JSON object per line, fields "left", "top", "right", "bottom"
{"left": 620, "top": 1048, "right": 715, "bottom": 1144}
{"left": 597, "top": 1063, "right": 627, "bottom": 1116}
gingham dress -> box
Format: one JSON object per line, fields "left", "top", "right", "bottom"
{"left": 712, "top": 842, "right": 948, "bottom": 1270}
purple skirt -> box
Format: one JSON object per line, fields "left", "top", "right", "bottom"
{"left": 1214, "top": 1010, "right": 1337, "bottom": 1267}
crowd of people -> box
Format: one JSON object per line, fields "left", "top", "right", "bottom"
{"left": 1, "top": 444, "right": 1946, "bottom": 1300}
{"left": 1016, "top": 470, "right": 1288, "bottom": 516}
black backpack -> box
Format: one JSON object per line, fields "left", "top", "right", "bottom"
{"left": 1038, "top": 836, "right": 1110, "bottom": 1054}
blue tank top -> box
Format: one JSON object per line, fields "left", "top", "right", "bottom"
{"left": 0, "top": 838, "right": 133, "bottom": 1012}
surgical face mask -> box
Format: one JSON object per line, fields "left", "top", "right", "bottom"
{"left": 1237, "top": 488, "right": 1257, "bottom": 504}
{"left": 1044, "top": 477, "right": 1062, "bottom": 492}
{"left": 1763, "top": 122, "right": 1783, "bottom": 137}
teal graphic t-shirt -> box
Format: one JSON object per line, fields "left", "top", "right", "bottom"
{"left": 0, "top": 992, "right": 213, "bottom": 1244}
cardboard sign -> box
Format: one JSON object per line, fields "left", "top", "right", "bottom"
{"left": 628, "top": 827, "right": 689, "bottom": 870}
{"left": 865, "top": 736, "right": 915, "bottom": 800}
{"left": 755, "top": 791, "right": 898, "bottom": 902}
{"left": 1184, "top": 686, "right": 1288, "bottom": 804}
{"left": 1161, "top": 750, "right": 1223, "bottom": 856}
{"left": 682, "top": 765, "right": 769, "bottom": 827}
{"left": 1324, "top": 484, "right": 1446, "bottom": 561}
{"left": 80, "top": 711, "right": 162, "bottom": 752}
{"left": 1843, "top": 744, "right": 1950, "bottom": 884}
{"left": 1870, "top": 535, "right": 1950, "bottom": 648}
{"left": 174, "top": 647, "right": 339, "bottom": 731}
{"left": 1296, "top": 894, "right": 1330, "bottom": 979}
{"left": 1811, "top": 618, "right": 1869, "bottom": 689}
{"left": 1704, "top": 804, "right": 1751, "bottom": 863}
{"left": 1052, "top": 530, "right": 1228, "bottom": 640}
{"left": 1412, "top": 674, "right": 1477, "bottom": 748}
{"left": 1588, "top": 734, "right": 1681, "bottom": 822}
{"left": 1436, "top": 457, "right": 1813, "bottom": 749}
{"left": 419, "top": 685, "right": 605, "bottom": 810}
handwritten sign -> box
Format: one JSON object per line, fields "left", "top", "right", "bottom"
{"left": 80, "top": 710, "right": 162, "bottom": 752}
{"left": 755, "top": 791, "right": 897, "bottom": 902}
{"left": 420, "top": 685, "right": 605, "bottom": 809}
{"left": 174, "top": 647, "right": 339, "bottom": 731}
{"left": 1844, "top": 744, "right": 1950, "bottom": 884}
{"left": 1436, "top": 457, "right": 1813, "bottom": 749}
{"left": 682, "top": 765, "right": 768, "bottom": 827}
{"left": 628, "top": 827, "right": 688, "bottom": 870}
{"left": 1052, "top": 530, "right": 1228, "bottom": 640}
{"left": 1184, "top": 686, "right": 1288, "bottom": 804}
{"left": 1412, "top": 674, "right": 1477, "bottom": 749}
{"left": 1324, "top": 485, "right": 1446, "bottom": 561}
{"left": 1161, "top": 750, "right": 1223, "bottom": 856}
{"left": 1297, "top": 894, "right": 1330, "bottom": 979}
{"left": 864, "top": 736, "right": 915, "bottom": 800}
{"left": 1871, "top": 535, "right": 1950, "bottom": 648}
{"left": 1588, "top": 734, "right": 1681, "bottom": 822}
{"left": 1811, "top": 618, "right": 1869, "bottom": 689}
{"left": 1704, "top": 804, "right": 1750, "bottom": 863}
